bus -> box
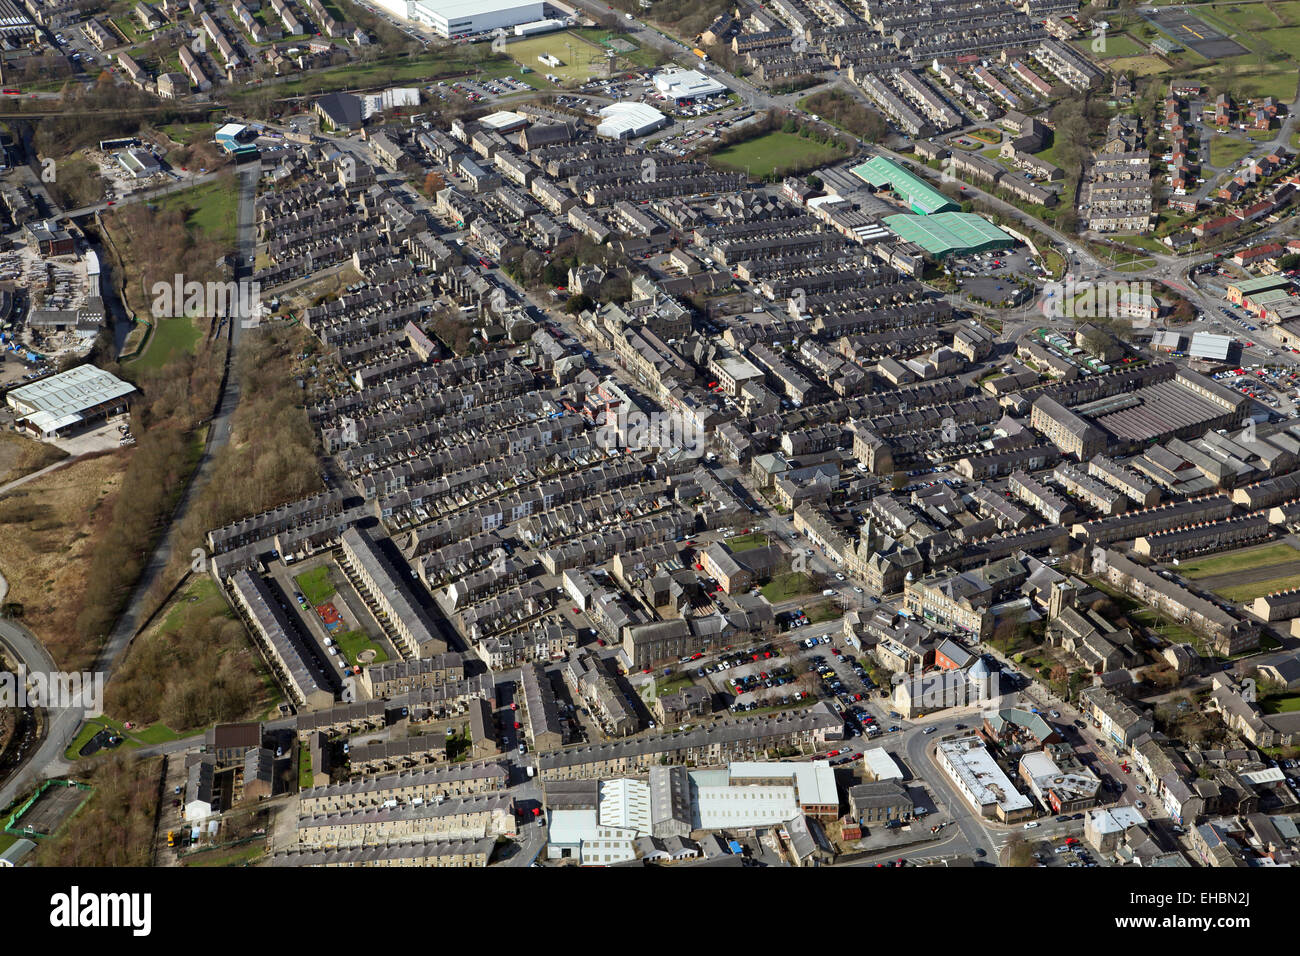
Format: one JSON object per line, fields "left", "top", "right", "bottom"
{"left": 1, "top": 87, "right": 19, "bottom": 95}
{"left": 691, "top": 47, "right": 708, "bottom": 61}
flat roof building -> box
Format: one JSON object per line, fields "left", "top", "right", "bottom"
{"left": 851, "top": 156, "right": 960, "bottom": 215}
{"left": 652, "top": 67, "right": 728, "bottom": 103}
{"left": 596, "top": 102, "right": 667, "bottom": 139}
{"left": 883, "top": 212, "right": 1015, "bottom": 256}
{"left": 6, "top": 364, "right": 135, "bottom": 439}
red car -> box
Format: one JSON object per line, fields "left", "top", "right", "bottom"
{"left": 510, "top": 703, "right": 517, "bottom": 711}
{"left": 827, "top": 749, "right": 841, "bottom": 757}
{"left": 596, "top": 638, "right": 605, "bottom": 647}
{"left": 642, "top": 668, "right": 652, "bottom": 674}
{"left": 513, "top": 721, "right": 522, "bottom": 729}
{"left": 831, "top": 648, "right": 841, "bottom": 656}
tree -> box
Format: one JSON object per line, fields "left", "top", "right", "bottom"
{"left": 564, "top": 293, "right": 593, "bottom": 314}
{"left": 1004, "top": 833, "right": 1036, "bottom": 867}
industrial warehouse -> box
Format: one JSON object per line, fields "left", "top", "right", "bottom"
{"left": 5, "top": 364, "right": 135, "bottom": 439}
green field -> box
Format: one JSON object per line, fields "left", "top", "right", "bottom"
{"left": 154, "top": 178, "right": 238, "bottom": 249}
{"left": 1179, "top": 542, "right": 1300, "bottom": 579}
{"left": 294, "top": 566, "right": 336, "bottom": 606}
{"left": 648, "top": 672, "right": 696, "bottom": 699}
{"left": 1215, "top": 573, "right": 1300, "bottom": 604}
{"left": 333, "top": 628, "right": 388, "bottom": 667}
{"left": 709, "top": 130, "right": 844, "bottom": 179}
{"left": 1074, "top": 33, "right": 1146, "bottom": 60}
{"left": 805, "top": 599, "right": 841, "bottom": 624}
{"left": 727, "top": 531, "right": 773, "bottom": 552}
{"left": 506, "top": 31, "right": 611, "bottom": 84}
{"left": 158, "top": 123, "right": 210, "bottom": 146}
{"left": 1108, "top": 54, "right": 1170, "bottom": 76}
{"left": 1209, "top": 134, "right": 1255, "bottom": 168}
{"left": 761, "top": 571, "right": 819, "bottom": 603}
{"left": 131, "top": 317, "right": 203, "bottom": 369}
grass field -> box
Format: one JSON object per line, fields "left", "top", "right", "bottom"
{"left": 1215, "top": 573, "right": 1300, "bottom": 603}
{"left": 1074, "top": 33, "right": 1146, "bottom": 59}
{"left": 805, "top": 599, "right": 840, "bottom": 624}
{"left": 648, "top": 672, "right": 695, "bottom": 698}
{"left": 158, "top": 123, "right": 210, "bottom": 146}
{"left": 153, "top": 178, "right": 238, "bottom": 249}
{"left": 294, "top": 566, "right": 336, "bottom": 605}
{"left": 130, "top": 317, "right": 203, "bottom": 368}
{"left": 761, "top": 571, "right": 818, "bottom": 603}
{"left": 1179, "top": 542, "right": 1300, "bottom": 579}
{"left": 709, "top": 130, "right": 844, "bottom": 179}
{"left": 1209, "top": 134, "right": 1255, "bottom": 168}
{"left": 506, "top": 32, "right": 611, "bottom": 84}
{"left": 727, "top": 531, "right": 772, "bottom": 552}
{"left": 333, "top": 628, "right": 388, "bottom": 667}
{"left": 1108, "top": 54, "right": 1172, "bottom": 76}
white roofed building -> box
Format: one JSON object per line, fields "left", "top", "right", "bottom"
{"left": 6, "top": 364, "right": 135, "bottom": 439}
{"left": 652, "top": 67, "right": 727, "bottom": 103}
{"left": 596, "top": 102, "right": 667, "bottom": 140}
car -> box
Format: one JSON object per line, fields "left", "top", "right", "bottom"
{"left": 923, "top": 727, "right": 937, "bottom": 735}
{"left": 1136, "top": 785, "right": 1146, "bottom": 793}
{"left": 1024, "top": 821, "right": 1039, "bottom": 829}
{"left": 1135, "top": 800, "right": 1145, "bottom": 809}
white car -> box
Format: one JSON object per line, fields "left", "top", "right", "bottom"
{"left": 1023, "top": 821, "right": 1039, "bottom": 829}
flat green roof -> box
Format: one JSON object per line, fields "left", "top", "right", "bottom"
{"left": 851, "top": 156, "right": 959, "bottom": 215}
{"left": 883, "top": 212, "right": 1015, "bottom": 256}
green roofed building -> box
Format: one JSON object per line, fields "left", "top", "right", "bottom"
{"left": 883, "top": 212, "right": 1016, "bottom": 257}
{"left": 851, "top": 156, "right": 960, "bottom": 215}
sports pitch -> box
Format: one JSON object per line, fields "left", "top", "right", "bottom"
{"left": 1143, "top": 7, "right": 1247, "bottom": 58}
{"left": 505, "top": 32, "right": 612, "bottom": 84}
